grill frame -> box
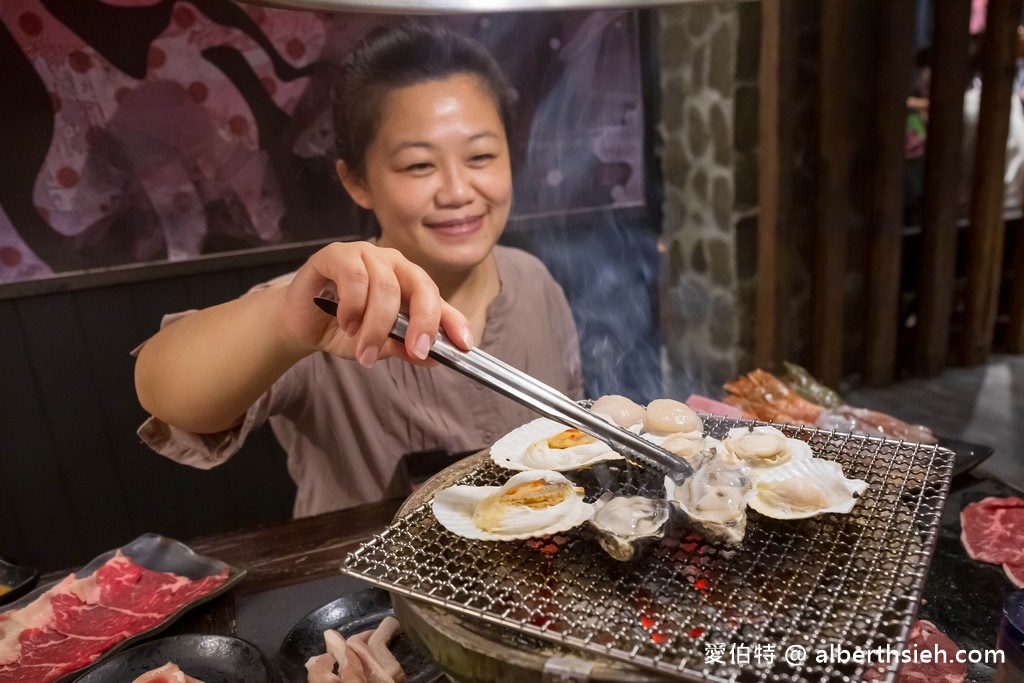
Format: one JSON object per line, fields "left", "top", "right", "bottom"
{"left": 342, "top": 417, "right": 954, "bottom": 682}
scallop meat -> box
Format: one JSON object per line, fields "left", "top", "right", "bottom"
{"left": 720, "top": 425, "right": 812, "bottom": 470}
{"left": 746, "top": 457, "right": 868, "bottom": 520}
{"left": 643, "top": 398, "right": 704, "bottom": 435}
{"left": 431, "top": 469, "right": 594, "bottom": 541}
{"left": 489, "top": 417, "right": 623, "bottom": 471}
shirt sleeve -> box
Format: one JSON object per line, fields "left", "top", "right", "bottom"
{"left": 136, "top": 392, "right": 273, "bottom": 470}
{"left": 132, "top": 273, "right": 299, "bottom": 469}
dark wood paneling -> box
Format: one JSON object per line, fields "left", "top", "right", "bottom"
{"left": 864, "top": 0, "right": 916, "bottom": 386}
{"left": 1007, "top": 221, "right": 1024, "bottom": 352}
{"left": 0, "top": 299, "right": 88, "bottom": 567}
{"left": 813, "top": 0, "right": 856, "bottom": 388}
{"left": 756, "top": 0, "right": 783, "bottom": 370}
{"left": 915, "top": 0, "right": 973, "bottom": 375}
{"left": 963, "top": 0, "right": 1024, "bottom": 364}
{"left": 16, "top": 293, "right": 137, "bottom": 560}
{"left": 0, "top": 263, "right": 300, "bottom": 571}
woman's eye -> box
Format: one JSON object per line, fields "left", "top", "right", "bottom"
{"left": 404, "top": 162, "right": 433, "bottom": 173}
{"left": 469, "top": 154, "right": 495, "bottom": 165}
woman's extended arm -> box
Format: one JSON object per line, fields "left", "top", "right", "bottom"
{"left": 134, "top": 241, "right": 472, "bottom": 433}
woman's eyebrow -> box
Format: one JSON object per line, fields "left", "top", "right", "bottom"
{"left": 389, "top": 131, "right": 500, "bottom": 156}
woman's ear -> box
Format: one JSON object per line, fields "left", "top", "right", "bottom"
{"left": 336, "top": 160, "right": 372, "bottom": 209}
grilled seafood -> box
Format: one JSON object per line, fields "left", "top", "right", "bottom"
{"left": 588, "top": 493, "right": 672, "bottom": 561}
{"left": 723, "top": 370, "right": 825, "bottom": 425}
{"left": 431, "top": 470, "right": 594, "bottom": 541}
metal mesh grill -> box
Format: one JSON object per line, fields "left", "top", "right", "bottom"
{"left": 343, "top": 417, "right": 953, "bottom": 682}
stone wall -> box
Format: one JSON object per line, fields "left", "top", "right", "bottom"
{"left": 656, "top": 3, "right": 746, "bottom": 398}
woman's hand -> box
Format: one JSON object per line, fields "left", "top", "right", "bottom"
{"left": 278, "top": 241, "right": 473, "bottom": 366}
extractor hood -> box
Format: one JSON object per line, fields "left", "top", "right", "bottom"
{"left": 234, "top": 0, "right": 738, "bottom": 14}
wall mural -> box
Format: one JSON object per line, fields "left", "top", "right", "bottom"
{"left": 0, "top": 0, "right": 646, "bottom": 284}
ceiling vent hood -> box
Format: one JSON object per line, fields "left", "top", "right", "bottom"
{"left": 234, "top": 0, "right": 735, "bottom": 14}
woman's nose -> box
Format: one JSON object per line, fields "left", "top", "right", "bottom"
{"left": 436, "top": 167, "right": 474, "bottom": 207}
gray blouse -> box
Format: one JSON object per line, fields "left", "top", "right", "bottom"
{"left": 137, "top": 245, "right": 584, "bottom": 517}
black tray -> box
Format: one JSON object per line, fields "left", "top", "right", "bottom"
{"left": 938, "top": 436, "right": 995, "bottom": 476}
{"left": 3, "top": 533, "right": 246, "bottom": 682}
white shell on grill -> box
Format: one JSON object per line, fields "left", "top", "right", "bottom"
{"left": 431, "top": 470, "right": 594, "bottom": 541}
{"left": 664, "top": 449, "right": 751, "bottom": 544}
{"left": 747, "top": 457, "right": 868, "bottom": 519}
{"left": 489, "top": 417, "right": 623, "bottom": 471}
{"left": 720, "top": 425, "right": 812, "bottom": 470}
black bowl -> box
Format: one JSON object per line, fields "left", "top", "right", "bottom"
{"left": 76, "top": 634, "right": 271, "bottom": 683}
{"left": 278, "top": 587, "right": 441, "bottom": 683}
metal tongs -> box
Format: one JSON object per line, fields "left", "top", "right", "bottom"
{"left": 313, "top": 294, "right": 694, "bottom": 484}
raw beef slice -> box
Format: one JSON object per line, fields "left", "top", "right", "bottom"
{"left": 0, "top": 551, "right": 228, "bottom": 683}
{"left": 862, "top": 619, "right": 967, "bottom": 683}
{"left": 960, "top": 496, "right": 1024, "bottom": 587}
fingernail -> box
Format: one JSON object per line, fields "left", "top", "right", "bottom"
{"left": 358, "top": 345, "right": 378, "bottom": 368}
{"left": 413, "top": 333, "right": 432, "bottom": 360}
{"left": 345, "top": 321, "right": 359, "bottom": 337}
{"left": 461, "top": 326, "right": 474, "bottom": 348}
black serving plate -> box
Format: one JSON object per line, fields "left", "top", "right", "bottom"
{"left": 937, "top": 436, "right": 995, "bottom": 477}
{"left": 76, "top": 634, "right": 271, "bottom": 683}
{"left": 0, "top": 556, "right": 38, "bottom": 606}
{"left": 278, "top": 587, "right": 441, "bottom": 683}
{"left": 3, "top": 533, "right": 246, "bottom": 683}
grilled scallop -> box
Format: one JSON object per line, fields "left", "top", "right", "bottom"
{"left": 746, "top": 457, "right": 868, "bottom": 520}
{"left": 643, "top": 399, "right": 704, "bottom": 435}
{"left": 591, "top": 394, "right": 647, "bottom": 430}
{"left": 489, "top": 418, "right": 623, "bottom": 471}
{"left": 720, "top": 425, "right": 812, "bottom": 470}
{"left": 431, "top": 470, "right": 594, "bottom": 541}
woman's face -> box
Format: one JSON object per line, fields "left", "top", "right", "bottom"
{"left": 339, "top": 74, "right": 512, "bottom": 277}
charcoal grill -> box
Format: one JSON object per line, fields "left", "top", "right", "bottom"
{"left": 342, "top": 416, "right": 954, "bottom": 682}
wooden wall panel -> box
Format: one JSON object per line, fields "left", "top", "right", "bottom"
{"left": 863, "top": 0, "right": 917, "bottom": 386}
{"left": 963, "top": 0, "right": 1024, "bottom": 364}
{"left": 71, "top": 285, "right": 183, "bottom": 540}
{"left": 813, "top": 0, "right": 856, "bottom": 388}
{"left": 0, "top": 263, "right": 301, "bottom": 571}
{"left": 0, "top": 299, "right": 89, "bottom": 566}
{"left": 16, "top": 293, "right": 136, "bottom": 561}
{"left": 915, "top": 0, "right": 973, "bottom": 375}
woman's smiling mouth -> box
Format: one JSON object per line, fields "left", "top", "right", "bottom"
{"left": 425, "top": 215, "right": 485, "bottom": 236}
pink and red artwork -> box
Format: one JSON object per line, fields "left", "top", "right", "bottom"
{"left": 0, "top": 1, "right": 645, "bottom": 284}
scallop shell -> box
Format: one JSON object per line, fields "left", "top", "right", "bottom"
{"left": 431, "top": 470, "right": 594, "bottom": 541}
{"left": 720, "top": 425, "right": 813, "bottom": 470}
{"left": 489, "top": 417, "right": 624, "bottom": 471}
{"left": 746, "top": 457, "right": 868, "bottom": 519}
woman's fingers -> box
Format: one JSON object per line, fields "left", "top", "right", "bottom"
{"left": 315, "top": 243, "right": 371, "bottom": 337}
{"left": 297, "top": 242, "right": 468, "bottom": 365}
{"left": 440, "top": 301, "right": 474, "bottom": 351}
{"left": 400, "top": 265, "right": 444, "bottom": 360}
{"left": 356, "top": 251, "right": 404, "bottom": 366}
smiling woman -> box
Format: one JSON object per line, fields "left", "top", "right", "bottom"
{"left": 132, "top": 21, "right": 584, "bottom": 518}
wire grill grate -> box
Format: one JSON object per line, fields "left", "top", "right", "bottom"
{"left": 343, "top": 417, "right": 953, "bottom": 682}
